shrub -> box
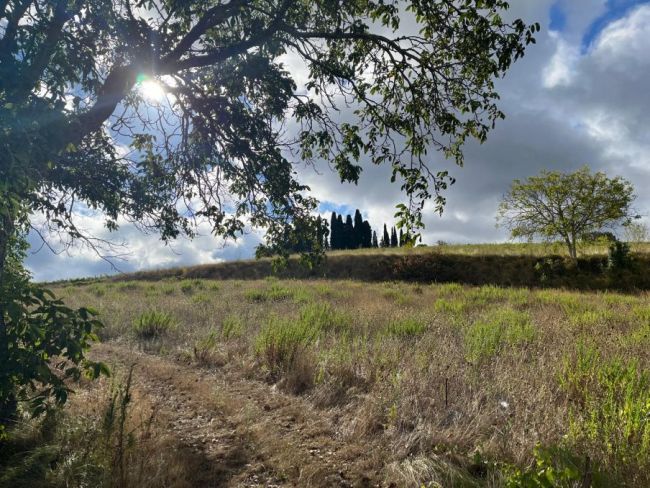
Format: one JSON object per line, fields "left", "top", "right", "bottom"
{"left": 608, "top": 241, "right": 633, "bottom": 271}
{"left": 132, "top": 311, "right": 174, "bottom": 339}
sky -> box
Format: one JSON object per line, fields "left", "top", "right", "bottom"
{"left": 26, "top": 0, "right": 650, "bottom": 281}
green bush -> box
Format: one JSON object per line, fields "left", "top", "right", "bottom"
{"left": 504, "top": 444, "right": 605, "bottom": 487}
{"left": 132, "top": 311, "right": 174, "bottom": 339}
{"left": 608, "top": 241, "right": 633, "bottom": 271}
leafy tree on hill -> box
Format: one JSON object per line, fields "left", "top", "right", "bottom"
{"left": 0, "top": 0, "right": 536, "bottom": 430}
{"left": 498, "top": 167, "right": 637, "bottom": 261}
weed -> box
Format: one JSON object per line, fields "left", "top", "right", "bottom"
{"left": 299, "top": 302, "right": 350, "bottom": 334}
{"left": 193, "top": 330, "right": 224, "bottom": 367}
{"left": 221, "top": 315, "right": 244, "bottom": 340}
{"left": 433, "top": 297, "right": 468, "bottom": 318}
{"left": 245, "top": 283, "right": 295, "bottom": 302}
{"left": 133, "top": 311, "right": 175, "bottom": 339}
{"left": 383, "top": 317, "right": 427, "bottom": 338}
{"left": 465, "top": 307, "right": 535, "bottom": 363}
{"left": 560, "top": 350, "right": 650, "bottom": 480}
{"left": 255, "top": 315, "right": 320, "bottom": 377}
{"left": 180, "top": 279, "right": 203, "bottom": 294}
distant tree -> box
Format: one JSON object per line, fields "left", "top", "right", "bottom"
{"left": 353, "top": 209, "right": 364, "bottom": 248}
{"left": 337, "top": 214, "right": 345, "bottom": 250}
{"left": 344, "top": 215, "right": 354, "bottom": 250}
{"left": 498, "top": 167, "right": 636, "bottom": 261}
{"left": 372, "top": 231, "right": 379, "bottom": 248}
{"left": 382, "top": 225, "right": 390, "bottom": 248}
{"left": 624, "top": 221, "right": 649, "bottom": 243}
{"left": 257, "top": 215, "right": 328, "bottom": 257}
{"left": 361, "top": 221, "right": 372, "bottom": 248}
{"left": 399, "top": 228, "right": 404, "bottom": 247}
{"left": 390, "top": 227, "right": 398, "bottom": 247}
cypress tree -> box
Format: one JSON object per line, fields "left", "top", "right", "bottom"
{"left": 337, "top": 214, "right": 344, "bottom": 250}
{"left": 372, "top": 231, "right": 379, "bottom": 248}
{"left": 330, "top": 212, "right": 338, "bottom": 250}
{"left": 390, "top": 226, "right": 398, "bottom": 247}
{"left": 353, "top": 209, "right": 364, "bottom": 248}
{"left": 399, "top": 228, "right": 404, "bottom": 247}
{"left": 382, "top": 224, "right": 390, "bottom": 248}
{"left": 361, "top": 220, "right": 372, "bottom": 248}
{"left": 345, "top": 214, "right": 354, "bottom": 249}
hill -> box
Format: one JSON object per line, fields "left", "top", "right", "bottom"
{"left": 112, "top": 242, "right": 650, "bottom": 291}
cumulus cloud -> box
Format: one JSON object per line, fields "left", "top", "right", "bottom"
{"left": 26, "top": 0, "right": 650, "bottom": 280}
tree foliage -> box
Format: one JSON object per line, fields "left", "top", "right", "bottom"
{"left": 0, "top": 229, "right": 106, "bottom": 436}
{"left": 497, "top": 167, "right": 637, "bottom": 260}
{"left": 0, "top": 0, "right": 536, "bottom": 425}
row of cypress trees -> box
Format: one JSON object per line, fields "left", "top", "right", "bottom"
{"left": 330, "top": 210, "right": 373, "bottom": 250}
{"left": 379, "top": 224, "right": 413, "bottom": 248}
{"left": 329, "top": 210, "right": 414, "bottom": 250}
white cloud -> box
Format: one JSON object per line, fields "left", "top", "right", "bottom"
{"left": 542, "top": 31, "right": 579, "bottom": 88}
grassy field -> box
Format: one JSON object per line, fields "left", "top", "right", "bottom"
{"left": 4, "top": 260, "right": 650, "bottom": 486}
{"left": 4, "top": 243, "right": 650, "bottom": 487}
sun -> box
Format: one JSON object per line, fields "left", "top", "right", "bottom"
{"left": 136, "top": 74, "right": 166, "bottom": 103}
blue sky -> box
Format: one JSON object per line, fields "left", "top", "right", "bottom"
{"left": 26, "top": 0, "right": 650, "bottom": 281}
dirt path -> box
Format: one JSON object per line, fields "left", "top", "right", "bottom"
{"left": 91, "top": 343, "right": 382, "bottom": 487}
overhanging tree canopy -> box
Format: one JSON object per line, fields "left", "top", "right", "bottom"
{"left": 1, "top": 0, "right": 537, "bottom": 261}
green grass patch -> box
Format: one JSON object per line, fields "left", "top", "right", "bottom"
{"left": 383, "top": 317, "right": 427, "bottom": 338}
{"left": 221, "top": 315, "right": 244, "bottom": 340}
{"left": 465, "top": 307, "right": 535, "bottom": 363}
{"left": 132, "top": 310, "right": 175, "bottom": 339}
{"left": 560, "top": 346, "right": 650, "bottom": 479}
{"left": 255, "top": 315, "right": 320, "bottom": 375}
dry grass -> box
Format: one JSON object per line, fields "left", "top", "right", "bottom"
{"left": 39, "top": 275, "right": 650, "bottom": 486}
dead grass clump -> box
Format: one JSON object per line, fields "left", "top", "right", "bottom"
{"left": 0, "top": 371, "right": 200, "bottom": 488}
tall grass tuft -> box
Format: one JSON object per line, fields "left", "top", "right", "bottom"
{"left": 132, "top": 311, "right": 174, "bottom": 339}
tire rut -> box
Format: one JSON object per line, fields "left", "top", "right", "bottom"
{"left": 91, "top": 343, "right": 379, "bottom": 487}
